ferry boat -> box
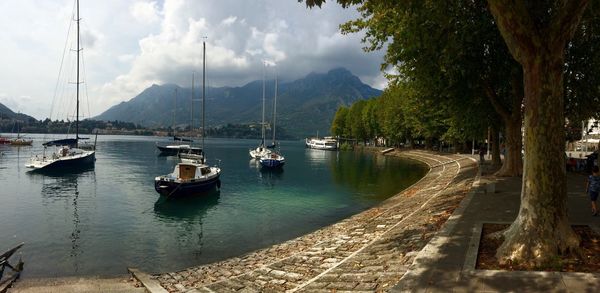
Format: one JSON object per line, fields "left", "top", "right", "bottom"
{"left": 305, "top": 136, "right": 338, "bottom": 150}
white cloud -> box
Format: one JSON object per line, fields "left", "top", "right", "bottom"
{"left": 221, "top": 16, "right": 237, "bottom": 26}
{"left": 131, "top": 1, "right": 161, "bottom": 24}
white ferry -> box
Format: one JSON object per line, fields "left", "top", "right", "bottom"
{"left": 305, "top": 136, "right": 338, "bottom": 150}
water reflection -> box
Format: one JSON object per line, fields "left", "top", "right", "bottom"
{"left": 258, "top": 167, "right": 284, "bottom": 186}
{"left": 153, "top": 191, "right": 220, "bottom": 257}
{"left": 305, "top": 148, "right": 338, "bottom": 167}
{"left": 29, "top": 168, "right": 97, "bottom": 273}
{"left": 153, "top": 190, "right": 220, "bottom": 221}
{"left": 329, "top": 150, "right": 427, "bottom": 201}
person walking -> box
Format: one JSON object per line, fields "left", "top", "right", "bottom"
{"left": 586, "top": 166, "right": 600, "bottom": 216}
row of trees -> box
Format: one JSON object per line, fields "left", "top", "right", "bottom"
{"left": 303, "top": 0, "right": 600, "bottom": 268}
{"left": 331, "top": 83, "right": 457, "bottom": 149}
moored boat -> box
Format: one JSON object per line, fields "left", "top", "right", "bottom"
{"left": 155, "top": 40, "right": 220, "bottom": 197}
{"left": 10, "top": 138, "right": 33, "bottom": 146}
{"left": 305, "top": 136, "right": 338, "bottom": 150}
{"left": 157, "top": 143, "right": 202, "bottom": 156}
{"left": 154, "top": 160, "right": 221, "bottom": 197}
{"left": 249, "top": 63, "right": 272, "bottom": 159}
{"left": 26, "top": 0, "right": 96, "bottom": 172}
{"left": 259, "top": 65, "right": 285, "bottom": 169}
{"left": 259, "top": 152, "right": 285, "bottom": 168}
{"left": 26, "top": 146, "right": 95, "bottom": 170}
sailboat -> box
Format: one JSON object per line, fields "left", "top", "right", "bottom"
{"left": 156, "top": 87, "right": 202, "bottom": 156}
{"left": 9, "top": 117, "right": 32, "bottom": 146}
{"left": 155, "top": 41, "right": 221, "bottom": 197}
{"left": 249, "top": 63, "right": 272, "bottom": 159}
{"left": 25, "top": 0, "right": 95, "bottom": 171}
{"left": 259, "top": 69, "right": 285, "bottom": 168}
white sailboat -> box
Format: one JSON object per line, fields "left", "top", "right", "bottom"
{"left": 26, "top": 0, "right": 95, "bottom": 171}
{"left": 259, "top": 67, "right": 285, "bottom": 168}
{"left": 249, "top": 63, "right": 272, "bottom": 159}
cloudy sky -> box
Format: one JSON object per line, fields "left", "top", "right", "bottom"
{"left": 0, "top": 0, "right": 386, "bottom": 120}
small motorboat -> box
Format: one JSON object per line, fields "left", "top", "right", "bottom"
{"left": 154, "top": 160, "right": 221, "bottom": 197}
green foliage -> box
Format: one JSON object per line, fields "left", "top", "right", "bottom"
{"left": 331, "top": 106, "right": 349, "bottom": 137}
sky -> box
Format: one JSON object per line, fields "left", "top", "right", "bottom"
{"left": 0, "top": 0, "right": 386, "bottom": 120}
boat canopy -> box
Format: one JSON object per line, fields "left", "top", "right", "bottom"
{"left": 43, "top": 137, "right": 89, "bottom": 147}
{"left": 43, "top": 138, "right": 77, "bottom": 147}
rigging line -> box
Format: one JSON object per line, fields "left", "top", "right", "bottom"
{"left": 47, "top": 0, "right": 75, "bottom": 140}
{"left": 80, "top": 38, "right": 91, "bottom": 120}
{"left": 80, "top": 20, "right": 91, "bottom": 119}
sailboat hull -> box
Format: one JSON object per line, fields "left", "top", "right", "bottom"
{"left": 157, "top": 145, "right": 202, "bottom": 156}
{"left": 259, "top": 158, "right": 285, "bottom": 168}
{"left": 26, "top": 151, "right": 95, "bottom": 172}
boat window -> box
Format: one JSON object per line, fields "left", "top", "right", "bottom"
{"left": 200, "top": 167, "right": 211, "bottom": 175}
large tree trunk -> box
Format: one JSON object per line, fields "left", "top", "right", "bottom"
{"left": 496, "top": 50, "right": 579, "bottom": 266}
{"left": 488, "top": 0, "right": 588, "bottom": 266}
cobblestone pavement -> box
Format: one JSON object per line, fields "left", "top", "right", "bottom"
{"left": 156, "top": 150, "right": 478, "bottom": 292}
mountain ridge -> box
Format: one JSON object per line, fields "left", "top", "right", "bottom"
{"left": 95, "top": 67, "right": 382, "bottom": 138}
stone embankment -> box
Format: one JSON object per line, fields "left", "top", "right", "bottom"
{"left": 156, "top": 150, "right": 478, "bottom": 292}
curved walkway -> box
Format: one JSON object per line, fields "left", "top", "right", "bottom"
{"left": 155, "top": 150, "right": 478, "bottom": 292}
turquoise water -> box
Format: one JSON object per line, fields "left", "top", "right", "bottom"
{"left": 0, "top": 135, "right": 427, "bottom": 277}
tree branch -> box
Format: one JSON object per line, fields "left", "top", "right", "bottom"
{"left": 483, "top": 79, "right": 511, "bottom": 122}
{"left": 550, "top": 0, "right": 590, "bottom": 49}
{"left": 487, "top": 0, "right": 540, "bottom": 65}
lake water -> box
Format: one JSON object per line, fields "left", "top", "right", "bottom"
{"left": 0, "top": 134, "right": 427, "bottom": 278}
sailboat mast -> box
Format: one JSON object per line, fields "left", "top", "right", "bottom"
{"left": 272, "top": 67, "right": 277, "bottom": 146}
{"left": 75, "top": 0, "right": 80, "bottom": 147}
{"left": 202, "top": 41, "right": 205, "bottom": 151}
{"left": 173, "top": 88, "right": 177, "bottom": 140}
{"left": 261, "top": 63, "right": 266, "bottom": 146}
{"left": 191, "top": 72, "right": 194, "bottom": 141}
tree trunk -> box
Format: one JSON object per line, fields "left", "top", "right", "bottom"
{"left": 491, "top": 126, "right": 501, "bottom": 166}
{"left": 495, "top": 50, "right": 579, "bottom": 266}
{"left": 495, "top": 118, "right": 523, "bottom": 176}
{"left": 488, "top": 0, "right": 589, "bottom": 266}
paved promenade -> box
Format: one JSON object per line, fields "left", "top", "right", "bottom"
{"left": 391, "top": 161, "right": 600, "bottom": 293}
{"left": 155, "top": 150, "right": 478, "bottom": 292}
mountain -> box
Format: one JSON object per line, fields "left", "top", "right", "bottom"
{"left": 0, "top": 102, "right": 36, "bottom": 122}
{"left": 95, "top": 68, "right": 382, "bottom": 138}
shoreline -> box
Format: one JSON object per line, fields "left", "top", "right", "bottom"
{"left": 154, "top": 150, "right": 478, "bottom": 292}
{"left": 9, "top": 150, "right": 478, "bottom": 292}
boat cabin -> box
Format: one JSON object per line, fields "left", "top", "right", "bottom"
{"left": 174, "top": 163, "right": 212, "bottom": 180}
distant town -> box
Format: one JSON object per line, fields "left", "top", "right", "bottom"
{"left": 0, "top": 117, "right": 293, "bottom": 140}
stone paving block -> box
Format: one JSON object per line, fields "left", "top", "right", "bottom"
{"left": 325, "top": 281, "right": 358, "bottom": 290}
{"left": 303, "top": 281, "right": 329, "bottom": 289}
{"left": 352, "top": 282, "right": 379, "bottom": 291}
